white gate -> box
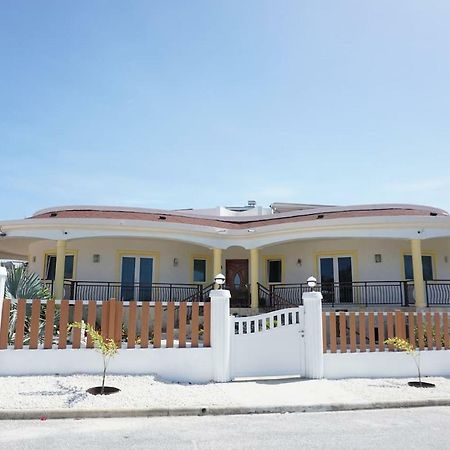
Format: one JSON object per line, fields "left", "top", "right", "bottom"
{"left": 230, "top": 307, "right": 305, "bottom": 379}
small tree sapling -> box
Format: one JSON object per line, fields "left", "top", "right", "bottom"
{"left": 69, "top": 321, "right": 118, "bottom": 394}
{"left": 384, "top": 337, "right": 422, "bottom": 385}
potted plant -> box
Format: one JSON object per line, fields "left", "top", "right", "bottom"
{"left": 69, "top": 321, "right": 120, "bottom": 395}
{"left": 384, "top": 337, "right": 435, "bottom": 388}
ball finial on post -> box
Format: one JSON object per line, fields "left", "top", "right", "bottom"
{"left": 214, "top": 273, "right": 226, "bottom": 290}
{"left": 307, "top": 276, "right": 317, "bottom": 290}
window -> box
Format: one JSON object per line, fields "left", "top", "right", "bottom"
{"left": 121, "top": 256, "right": 153, "bottom": 301}
{"left": 45, "top": 254, "right": 74, "bottom": 280}
{"left": 319, "top": 256, "right": 354, "bottom": 303}
{"left": 193, "top": 259, "right": 207, "bottom": 283}
{"left": 404, "top": 255, "right": 433, "bottom": 281}
{"left": 267, "top": 259, "right": 282, "bottom": 283}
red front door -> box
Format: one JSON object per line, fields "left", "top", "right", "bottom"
{"left": 226, "top": 259, "right": 250, "bottom": 307}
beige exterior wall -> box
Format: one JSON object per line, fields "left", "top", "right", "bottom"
{"left": 28, "top": 238, "right": 213, "bottom": 284}
{"left": 26, "top": 236, "right": 450, "bottom": 285}
{"left": 261, "top": 237, "right": 450, "bottom": 283}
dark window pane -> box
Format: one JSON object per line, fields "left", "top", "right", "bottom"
{"left": 338, "top": 257, "right": 353, "bottom": 303}
{"left": 46, "top": 255, "right": 74, "bottom": 280}
{"left": 268, "top": 260, "right": 282, "bottom": 283}
{"left": 64, "top": 255, "right": 74, "bottom": 279}
{"left": 121, "top": 257, "right": 136, "bottom": 301}
{"left": 404, "top": 255, "right": 433, "bottom": 280}
{"left": 320, "top": 258, "right": 334, "bottom": 284}
{"left": 46, "top": 256, "right": 56, "bottom": 280}
{"left": 338, "top": 257, "right": 352, "bottom": 283}
{"left": 121, "top": 257, "right": 135, "bottom": 284}
{"left": 422, "top": 256, "right": 433, "bottom": 281}
{"left": 139, "top": 258, "right": 153, "bottom": 301}
{"left": 404, "top": 255, "right": 413, "bottom": 279}
{"left": 193, "top": 259, "right": 206, "bottom": 282}
{"left": 320, "top": 258, "right": 335, "bottom": 303}
{"left": 139, "top": 258, "right": 153, "bottom": 285}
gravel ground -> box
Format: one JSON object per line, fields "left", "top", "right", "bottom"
{"left": 1, "top": 375, "right": 450, "bottom": 411}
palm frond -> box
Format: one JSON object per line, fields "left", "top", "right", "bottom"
{"left": 5, "top": 266, "right": 50, "bottom": 300}
{"left": 4, "top": 266, "right": 51, "bottom": 344}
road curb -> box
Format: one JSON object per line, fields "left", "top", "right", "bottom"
{"left": 2, "top": 399, "right": 450, "bottom": 420}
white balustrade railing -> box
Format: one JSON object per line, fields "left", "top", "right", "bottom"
{"left": 233, "top": 307, "right": 300, "bottom": 335}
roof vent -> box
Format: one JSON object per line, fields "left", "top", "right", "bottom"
{"left": 248, "top": 200, "right": 256, "bottom": 208}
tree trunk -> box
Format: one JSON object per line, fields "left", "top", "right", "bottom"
{"left": 101, "top": 364, "right": 106, "bottom": 395}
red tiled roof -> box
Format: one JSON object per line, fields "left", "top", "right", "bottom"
{"left": 28, "top": 206, "right": 446, "bottom": 230}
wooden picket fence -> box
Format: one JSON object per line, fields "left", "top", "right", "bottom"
{"left": 322, "top": 310, "right": 450, "bottom": 353}
{"left": 0, "top": 299, "right": 210, "bottom": 350}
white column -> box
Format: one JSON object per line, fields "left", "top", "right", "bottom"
{"left": 210, "top": 289, "right": 231, "bottom": 382}
{"left": 0, "top": 266, "right": 6, "bottom": 326}
{"left": 303, "top": 291, "right": 324, "bottom": 379}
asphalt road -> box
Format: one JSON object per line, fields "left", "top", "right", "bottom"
{"left": 0, "top": 407, "right": 449, "bottom": 450}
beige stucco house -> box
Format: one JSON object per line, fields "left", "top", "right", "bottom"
{"left": 1, "top": 201, "right": 450, "bottom": 310}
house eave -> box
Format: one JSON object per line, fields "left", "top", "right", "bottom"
{"left": 1, "top": 215, "right": 450, "bottom": 250}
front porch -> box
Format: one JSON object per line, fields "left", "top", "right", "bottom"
{"left": 259, "top": 280, "right": 450, "bottom": 308}
{"left": 4, "top": 234, "right": 450, "bottom": 310}
{"left": 47, "top": 280, "right": 215, "bottom": 303}
{"left": 38, "top": 278, "right": 450, "bottom": 309}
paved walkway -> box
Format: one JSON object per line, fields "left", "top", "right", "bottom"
{"left": 2, "top": 374, "right": 450, "bottom": 418}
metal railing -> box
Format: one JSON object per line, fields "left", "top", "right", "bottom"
{"left": 42, "top": 280, "right": 210, "bottom": 302}
{"left": 201, "top": 283, "right": 215, "bottom": 301}
{"left": 224, "top": 284, "right": 251, "bottom": 308}
{"left": 264, "top": 281, "right": 418, "bottom": 307}
{"left": 425, "top": 280, "right": 450, "bottom": 306}
{"left": 41, "top": 279, "right": 450, "bottom": 306}
{"left": 257, "top": 283, "right": 293, "bottom": 310}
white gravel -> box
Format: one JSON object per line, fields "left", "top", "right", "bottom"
{"left": 1, "top": 375, "right": 450, "bottom": 411}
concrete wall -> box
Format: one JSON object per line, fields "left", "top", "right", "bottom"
{"left": 1, "top": 279, "right": 450, "bottom": 383}
{"left": 324, "top": 349, "right": 450, "bottom": 379}
{"left": 0, "top": 347, "right": 214, "bottom": 383}
{"left": 3, "top": 343, "right": 450, "bottom": 383}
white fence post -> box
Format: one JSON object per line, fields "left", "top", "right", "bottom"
{"left": 0, "top": 267, "right": 6, "bottom": 326}
{"left": 303, "top": 291, "right": 324, "bottom": 379}
{"left": 210, "top": 289, "right": 231, "bottom": 382}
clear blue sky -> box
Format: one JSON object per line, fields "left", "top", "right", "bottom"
{"left": 1, "top": 1, "right": 450, "bottom": 218}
